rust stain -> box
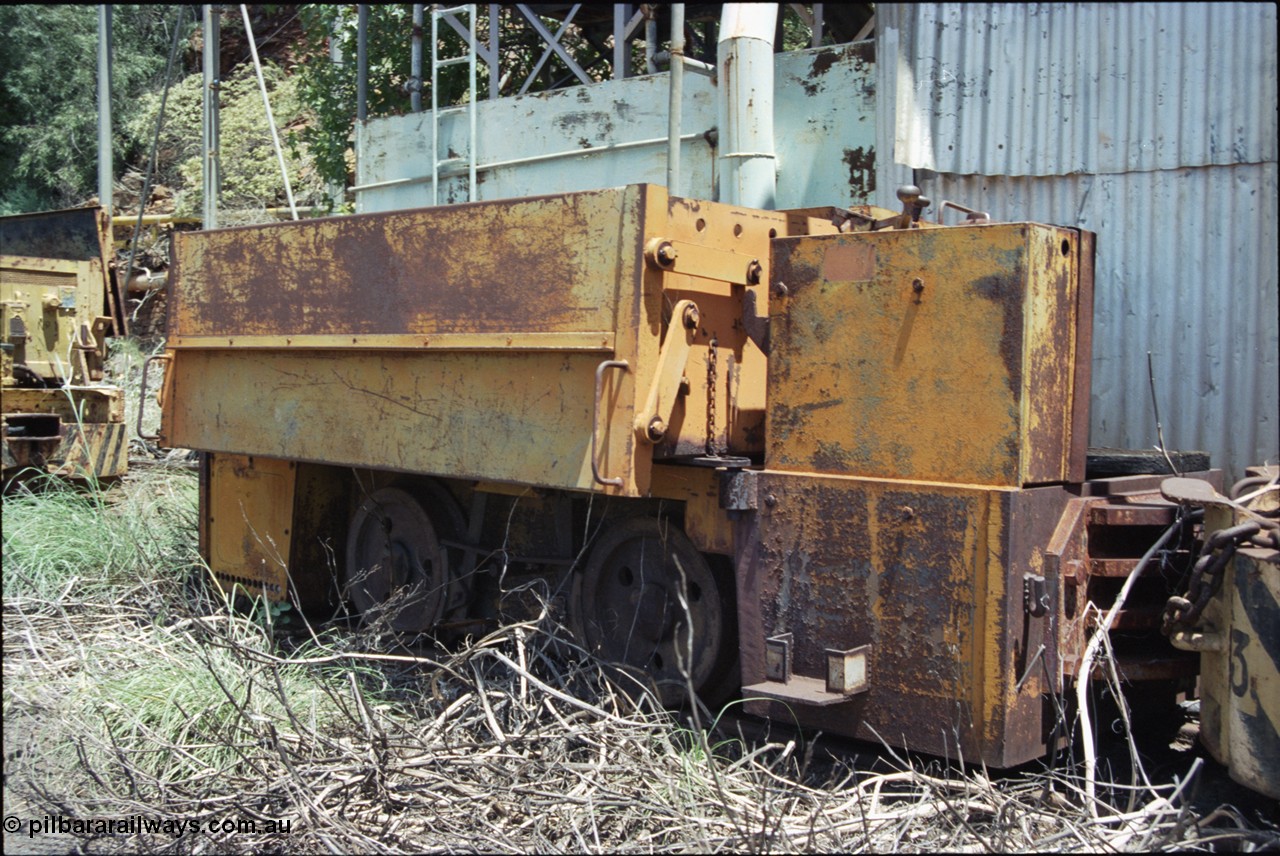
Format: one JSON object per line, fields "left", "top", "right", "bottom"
{"left": 769, "top": 224, "right": 1080, "bottom": 487}
{"left": 970, "top": 270, "right": 1026, "bottom": 400}
{"left": 556, "top": 110, "right": 615, "bottom": 137}
{"left": 173, "top": 189, "right": 635, "bottom": 339}
{"left": 842, "top": 147, "right": 876, "bottom": 202}
{"left": 810, "top": 48, "right": 841, "bottom": 79}
{"left": 744, "top": 473, "right": 1053, "bottom": 766}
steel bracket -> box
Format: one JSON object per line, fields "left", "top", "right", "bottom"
{"left": 634, "top": 299, "right": 698, "bottom": 444}
{"left": 764, "top": 632, "right": 793, "bottom": 682}
{"left": 745, "top": 633, "right": 871, "bottom": 707}
{"left": 1023, "top": 573, "right": 1049, "bottom": 617}
{"left": 720, "top": 468, "right": 759, "bottom": 512}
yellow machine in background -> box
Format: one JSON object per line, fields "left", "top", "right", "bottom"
{"left": 1165, "top": 466, "right": 1280, "bottom": 799}
{"left": 1, "top": 207, "right": 127, "bottom": 483}
{"left": 151, "top": 184, "right": 1233, "bottom": 768}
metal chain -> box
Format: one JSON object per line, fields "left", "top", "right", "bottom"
{"left": 705, "top": 338, "right": 718, "bottom": 456}
{"left": 1162, "top": 521, "right": 1261, "bottom": 634}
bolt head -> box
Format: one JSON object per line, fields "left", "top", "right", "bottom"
{"left": 682, "top": 304, "right": 700, "bottom": 329}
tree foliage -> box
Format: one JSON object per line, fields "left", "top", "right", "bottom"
{"left": 0, "top": 5, "right": 195, "bottom": 214}
{"left": 124, "top": 61, "right": 320, "bottom": 220}
{"left": 0, "top": 4, "right": 834, "bottom": 216}
{"left": 292, "top": 4, "right": 473, "bottom": 207}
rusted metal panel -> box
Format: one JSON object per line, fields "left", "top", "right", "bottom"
{"left": 206, "top": 453, "right": 296, "bottom": 599}
{"left": 170, "top": 189, "right": 639, "bottom": 339}
{"left": 2, "top": 417, "right": 127, "bottom": 480}
{"left": 167, "top": 349, "right": 625, "bottom": 494}
{"left": 767, "top": 222, "right": 1084, "bottom": 487}
{"left": 651, "top": 463, "right": 734, "bottom": 555}
{"left": 169, "top": 332, "right": 617, "bottom": 351}
{"left": 1, "top": 256, "right": 106, "bottom": 381}
{"left": 164, "top": 185, "right": 808, "bottom": 497}
{"left": 1068, "top": 229, "right": 1095, "bottom": 484}
{"left": 0, "top": 206, "right": 121, "bottom": 334}
{"left": 734, "top": 468, "right": 1196, "bottom": 767}
{"left": 3, "top": 381, "right": 124, "bottom": 478}
{"left": 736, "top": 470, "right": 1062, "bottom": 766}
{"left": 1, "top": 387, "right": 123, "bottom": 424}
{"left": 0, "top": 207, "right": 113, "bottom": 266}
{"left": 168, "top": 186, "right": 650, "bottom": 495}
{"left": 902, "top": 165, "right": 1278, "bottom": 485}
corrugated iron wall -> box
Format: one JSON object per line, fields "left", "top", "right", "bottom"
{"left": 877, "top": 3, "right": 1278, "bottom": 479}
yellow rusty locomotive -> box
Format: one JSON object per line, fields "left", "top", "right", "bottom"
{"left": 150, "top": 184, "right": 1229, "bottom": 768}
{"left": 2, "top": 207, "right": 128, "bottom": 484}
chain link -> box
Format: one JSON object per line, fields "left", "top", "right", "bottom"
{"left": 1162, "top": 521, "right": 1261, "bottom": 634}
{"left": 705, "top": 338, "right": 717, "bottom": 456}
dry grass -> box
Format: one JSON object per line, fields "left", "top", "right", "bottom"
{"left": 3, "top": 469, "right": 1277, "bottom": 853}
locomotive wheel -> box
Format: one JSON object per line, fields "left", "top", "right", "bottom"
{"left": 570, "top": 516, "right": 733, "bottom": 707}
{"left": 345, "top": 485, "right": 454, "bottom": 633}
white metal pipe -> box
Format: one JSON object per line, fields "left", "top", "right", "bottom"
{"left": 202, "top": 4, "right": 220, "bottom": 229}
{"left": 654, "top": 51, "right": 716, "bottom": 76}
{"left": 357, "top": 5, "right": 368, "bottom": 122}
{"left": 240, "top": 5, "right": 298, "bottom": 220}
{"left": 468, "top": 4, "right": 477, "bottom": 200}
{"left": 432, "top": 7, "right": 439, "bottom": 204}
{"left": 667, "top": 4, "right": 685, "bottom": 195}
{"left": 613, "top": 4, "right": 627, "bottom": 80}
{"left": 645, "top": 14, "right": 657, "bottom": 73}
{"left": 97, "top": 5, "right": 112, "bottom": 210}
{"left": 489, "top": 4, "right": 500, "bottom": 98}
{"left": 329, "top": 13, "right": 346, "bottom": 203}
{"left": 411, "top": 5, "right": 423, "bottom": 112}
{"left": 717, "top": 3, "right": 778, "bottom": 208}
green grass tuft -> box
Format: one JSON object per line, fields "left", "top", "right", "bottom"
{"left": 2, "top": 468, "right": 199, "bottom": 602}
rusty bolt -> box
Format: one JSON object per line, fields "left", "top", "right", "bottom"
{"left": 764, "top": 494, "right": 778, "bottom": 508}
{"left": 900, "top": 505, "right": 915, "bottom": 521}
{"left": 774, "top": 281, "right": 789, "bottom": 297}
{"left": 747, "top": 259, "right": 763, "bottom": 284}
{"left": 912, "top": 279, "right": 925, "bottom": 304}
{"left": 646, "top": 416, "right": 667, "bottom": 442}
{"left": 682, "top": 303, "right": 700, "bottom": 329}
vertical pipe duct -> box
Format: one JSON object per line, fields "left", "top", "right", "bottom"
{"left": 411, "top": 4, "right": 423, "bottom": 113}
{"left": 202, "top": 4, "right": 220, "bottom": 229}
{"left": 97, "top": 5, "right": 113, "bottom": 211}
{"left": 717, "top": 3, "right": 778, "bottom": 208}
{"left": 488, "top": 5, "right": 500, "bottom": 99}
{"left": 329, "top": 14, "right": 346, "bottom": 204}
{"left": 645, "top": 13, "right": 657, "bottom": 74}
{"left": 667, "top": 4, "right": 685, "bottom": 196}
{"left": 357, "top": 5, "right": 368, "bottom": 122}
